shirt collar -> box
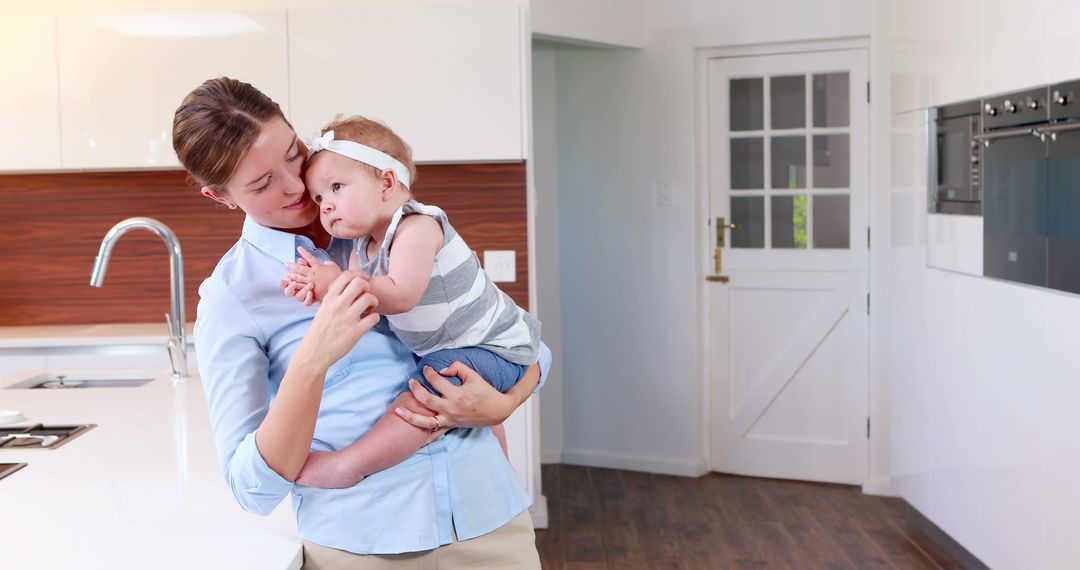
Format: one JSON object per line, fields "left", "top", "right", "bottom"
{"left": 241, "top": 216, "right": 319, "bottom": 265}
{"left": 241, "top": 215, "right": 349, "bottom": 264}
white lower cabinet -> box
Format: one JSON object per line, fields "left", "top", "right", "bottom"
{"left": 44, "top": 351, "right": 174, "bottom": 370}
{"left": 0, "top": 348, "right": 195, "bottom": 384}
{"left": 0, "top": 356, "right": 48, "bottom": 380}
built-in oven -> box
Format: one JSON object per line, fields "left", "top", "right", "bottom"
{"left": 1043, "top": 80, "right": 1080, "bottom": 293}
{"left": 978, "top": 87, "right": 1049, "bottom": 287}
{"left": 930, "top": 100, "right": 982, "bottom": 215}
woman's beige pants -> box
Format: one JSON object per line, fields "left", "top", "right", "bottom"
{"left": 301, "top": 510, "right": 541, "bottom": 570}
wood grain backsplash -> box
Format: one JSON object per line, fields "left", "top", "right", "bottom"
{"left": 0, "top": 162, "right": 527, "bottom": 327}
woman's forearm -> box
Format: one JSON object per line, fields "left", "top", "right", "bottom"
{"left": 500, "top": 363, "right": 540, "bottom": 420}
{"left": 254, "top": 346, "right": 331, "bottom": 481}
{"left": 254, "top": 271, "right": 380, "bottom": 481}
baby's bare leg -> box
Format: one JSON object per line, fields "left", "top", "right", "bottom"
{"left": 491, "top": 423, "right": 509, "bottom": 459}
{"left": 295, "top": 391, "right": 434, "bottom": 488}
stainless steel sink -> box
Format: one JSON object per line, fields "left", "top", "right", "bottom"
{"left": 30, "top": 378, "right": 154, "bottom": 389}
{"left": 4, "top": 370, "right": 161, "bottom": 390}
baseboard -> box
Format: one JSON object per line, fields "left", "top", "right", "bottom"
{"left": 907, "top": 504, "right": 990, "bottom": 570}
{"left": 559, "top": 447, "right": 708, "bottom": 477}
{"left": 861, "top": 475, "right": 894, "bottom": 496}
{"left": 529, "top": 494, "right": 548, "bottom": 529}
{"left": 541, "top": 448, "right": 562, "bottom": 464}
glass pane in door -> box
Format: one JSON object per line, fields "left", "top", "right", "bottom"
{"left": 731, "top": 138, "right": 764, "bottom": 189}
{"left": 812, "top": 73, "right": 850, "bottom": 128}
{"left": 812, "top": 194, "right": 850, "bottom": 248}
{"left": 771, "top": 75, "right": 805, "bottom": 129}
{"left": 730, "top": 78, "right": 764, "bottom": 131}
{"left": 813, "top": 134, "right": 850, "bottom": 188}
{"left": 731, "top": 196, "right": 765, "bottom": 248}
{"left": 771, "top": 136, "right": 806, "bottom": 189}
{"left": 771, "top": 195, "right": 808, "bottom": 248}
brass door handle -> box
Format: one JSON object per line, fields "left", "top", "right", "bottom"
{"left": 716, "top": 216, "right": 739, "bottom": 248}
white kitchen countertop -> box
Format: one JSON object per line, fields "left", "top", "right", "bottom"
{"left": 0, "top": 369, "right": 301, "bottom": 569}
{"left": 0, "top": 323, "right": 196, "bottom": 349}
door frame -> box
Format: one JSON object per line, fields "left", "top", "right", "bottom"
{"left": 693, "top": 37, "right": 873, "bottom": 485}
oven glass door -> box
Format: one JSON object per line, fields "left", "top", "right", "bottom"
{"left": 937, "top": 115, "right": 978, "bottom": 202}
{"left": 1047, "top": 125, "right": 1080, "bottom": 293}
{"left": 983, "top": 133, "right": 1048, "bottom": 286}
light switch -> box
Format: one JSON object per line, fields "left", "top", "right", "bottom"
{"left": 484, "top": 250, "right": 516, "bottom": 282}
{"left": 655, "top": 180, "right": 673, "bottom": 206}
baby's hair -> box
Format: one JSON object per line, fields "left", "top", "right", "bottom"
{"left": 319, "top": 115, "right": 418, "bottom": 189}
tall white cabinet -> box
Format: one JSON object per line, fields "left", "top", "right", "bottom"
{"left": 287, "top": 4, "right": 526, "bottom": 162}
{"left": 0, "top": 14, "right": 62, "bottom": 171}
{"left": 55, "top": 12, "right": 290, "bottom": 169}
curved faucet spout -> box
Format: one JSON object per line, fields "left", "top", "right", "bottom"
{"left": 90, "top": 217, "right": 187, "bottom": 381}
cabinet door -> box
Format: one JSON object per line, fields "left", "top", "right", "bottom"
{"left": 982, "top": 0, "right": 1048, "bottom": 95}
{"left": 0, "top": 355, "right": 48, "bottom": 383}
{"left": 931, "top": 0, "right": 982, "bottom": 106}
{"left": 44, "top": 350, "right": 172, "bottom": 371}
{"left": 57, "top": 12, "right": 289, "bottom": 169}
{"left": 0, "top": 14, "right": 62, "bottom": 171}
{"left": 289, "top": 4, "right": 524, "bottom": 162}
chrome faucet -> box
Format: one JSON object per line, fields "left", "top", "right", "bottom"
{"left": 89, "top": 217, "right": 188, "bottom": 381}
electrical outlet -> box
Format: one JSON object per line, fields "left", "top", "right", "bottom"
{"left": 484, "top": 250, "right": 516, "bottom": 282}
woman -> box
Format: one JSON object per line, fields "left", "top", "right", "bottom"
{"left": 172, "top": 76, "right": 549, "bottom": 568}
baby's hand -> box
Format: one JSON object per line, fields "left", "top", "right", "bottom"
{"left": 279, "top": 277, "right": 316, "bottom": 306}
{"left": 284, "top": 246, "right": 344, "bottom": 302}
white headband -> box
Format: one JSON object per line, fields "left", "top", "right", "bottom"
{"left": 305, "top": 130, "right": 412, "bottom": 189}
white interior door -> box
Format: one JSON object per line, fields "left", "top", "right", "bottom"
{"left": 705, "top": 49, "right": 869, "bottom": 485}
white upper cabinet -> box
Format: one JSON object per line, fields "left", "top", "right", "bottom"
{"left": 888, "top": 0, "right": 935, "bottom": 113}
{"left": 56, "top": 12, "right": 289, "bottom": 169}
{"left": 982, "top": 0, "right": 1048, "bottom": 96}
{"left": 0, "top": 14, "right": 62, "bottom": 171}
{"left": 1047, "top": 0, "right": 1080, "bottom": 85}
{"left": 930, "top": 0, "right": 983, "bottom": 106}
{"left": 288, "top": 4, "right": 525, "bottom": 162}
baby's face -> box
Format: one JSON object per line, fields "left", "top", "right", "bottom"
{"left": 304, "top": 152, "right": 385, "bottom": 239}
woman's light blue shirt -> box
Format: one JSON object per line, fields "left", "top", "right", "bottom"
{"left": 194, "top": 217, "right": 550, "bottom": 555}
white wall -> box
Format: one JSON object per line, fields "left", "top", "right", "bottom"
{"left": 542, "top": 0, "right": 874, "bottom": 476}
{"left": 530, "top": 0, "right": 646, "bottom": 48}
{"left": 880, "top": 0, "right": 1080, "bottom": 567}
{"left": 532, "top": 43, "right": 565, "bottom": 463}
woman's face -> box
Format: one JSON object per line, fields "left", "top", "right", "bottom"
{"left": 201, "top": 117, "right": 318, "bottom": 230}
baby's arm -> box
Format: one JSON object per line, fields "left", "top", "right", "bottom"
{"left": 294, "top": 386, "right": 441, "bottom": 488}
{"left": 282, "top": 247, "right": 345, "bottom": 304}
{"left": 367, "top": 215, "right": 443, "bottom": 315}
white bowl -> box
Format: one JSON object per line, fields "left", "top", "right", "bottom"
{"left": 0, "top": 410, "right": 26, "bottom": 425}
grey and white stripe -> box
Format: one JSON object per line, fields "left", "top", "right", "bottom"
{"left": 356, "top": 200, "right": 540, "bottom": 365}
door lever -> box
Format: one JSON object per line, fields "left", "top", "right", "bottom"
{"left": 716, "top": 216, "right": 739, "bottom": 248}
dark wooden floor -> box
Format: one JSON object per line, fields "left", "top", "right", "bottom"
{"left": 535, "top": 464, "right": 963, "bottom": 570}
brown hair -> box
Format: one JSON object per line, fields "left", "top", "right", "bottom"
{"left": 172, "top": 77, "right": 288, "bottom": 195}
{"left": 317, "top": 115, "right": 418, "bottom": 189}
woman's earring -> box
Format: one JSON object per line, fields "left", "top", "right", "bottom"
{"left": 227, "top": 203, "right": 237, "bottom": 210}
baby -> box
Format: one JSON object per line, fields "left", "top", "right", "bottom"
{"left": 282, "top": 115, "right": 541, "bottom": 488}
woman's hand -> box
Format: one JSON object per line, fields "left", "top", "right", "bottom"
{"left": 284, "top": 246, "right": 345, "bottom": 302}
{"left": 293, "top": 270, "right": 380, "bottom": 372}
{"left": 258, "top": 270, "right": 380, "bottom": 481}
{"left": 394, "top": 361, "right": 541, "bottom": 430}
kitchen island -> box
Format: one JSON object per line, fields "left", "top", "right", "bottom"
{"left": 0, "top": 360, "right": 302, "bottom": 569}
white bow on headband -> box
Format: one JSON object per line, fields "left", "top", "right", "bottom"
{"left": 304, "top": 130, "right": 412, "bottom": 189}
